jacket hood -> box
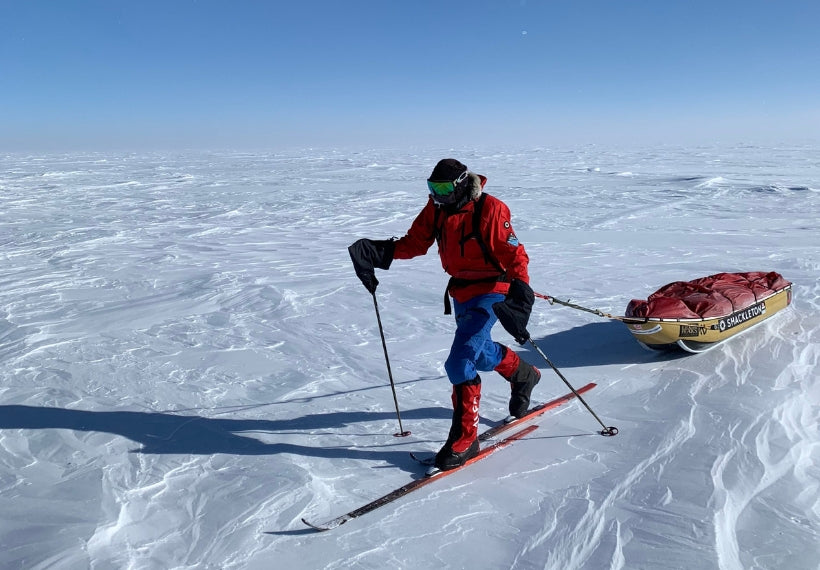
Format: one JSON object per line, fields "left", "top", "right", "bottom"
{"left": 467, "top": 173, "right": 487, "bottom": 201}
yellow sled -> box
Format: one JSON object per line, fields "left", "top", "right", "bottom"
{"left": 539, "top": 272, "right": 793, "bottom": 354}
{"left": 624, "top": 284, "right": 792, "bottom": 353}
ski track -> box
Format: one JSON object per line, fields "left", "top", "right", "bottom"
{"left": 1, "top": 146, "right": 818, "bottom": 569}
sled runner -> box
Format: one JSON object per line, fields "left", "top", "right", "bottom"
{"left": 622, "top": 272, "right": 792, "bottom": 353}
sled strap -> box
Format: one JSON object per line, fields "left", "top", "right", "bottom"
{"left": 534, "top": 291, "right": 637, "bottom": 322}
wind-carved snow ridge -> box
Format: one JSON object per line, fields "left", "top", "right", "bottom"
{"left": 711, "top": 395, "right": 819, "bottom": 569}
{"left": 709, "top": 275, "right": 820, "bottom": 570}
{"left": 526, "top": 369, "right": 709, "bottom": 570}
{"left": 0, "top": 146, "right": 818, "bottom": 569}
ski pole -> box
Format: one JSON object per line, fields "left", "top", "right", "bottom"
{"left": 528, "top": 339, "right": 618, "bottom": 437}
{"left": 371, "top": 292, "right": 411, "bottom": 437}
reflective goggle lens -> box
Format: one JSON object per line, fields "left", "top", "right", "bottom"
{"left": 427, "top": 170, "right": 468, "bottom": 197}
{"left": 427, "top": 180, "right": 456, "bottom": 196}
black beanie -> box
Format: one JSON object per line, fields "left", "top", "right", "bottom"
{"left": 429, "top": 158, "right": 467, "bottom": 181}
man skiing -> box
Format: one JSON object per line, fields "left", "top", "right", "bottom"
{"left": 348, "top": 158, "right": 540, "bottom": 471}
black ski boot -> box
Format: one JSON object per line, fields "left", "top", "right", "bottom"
{"left": 507, "top": 360, "right": 541, "bottom": 418}
{"left": 435, "top": 438, "right": 479, "bottom": 471}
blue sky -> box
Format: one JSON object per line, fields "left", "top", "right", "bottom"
{"left": 2, "top": 1, "right": 819, "bottom": 151}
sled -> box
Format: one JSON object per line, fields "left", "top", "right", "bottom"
{"left": 622, "top": 272, "right": 792, "bottom": 353}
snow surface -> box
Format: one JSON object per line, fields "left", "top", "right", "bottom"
{"left": 0, "top": 145, "right": 818, "bottom": 569}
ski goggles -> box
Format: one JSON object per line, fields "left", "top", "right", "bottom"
{"left": 427, "top": 170, "right": 469, "bottom": 197}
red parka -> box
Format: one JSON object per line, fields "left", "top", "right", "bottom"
{"left": 393, "top": 177, "right": 529, "bottom": 304}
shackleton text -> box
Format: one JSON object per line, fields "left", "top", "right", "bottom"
{"left": 718, "top": 302, "right": 766, "bottom": 332}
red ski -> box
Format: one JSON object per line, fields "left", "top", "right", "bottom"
{"left": 301, "top": 425, "right": 537, "bottom": 532}
{"left": 484, "top": 382, "right": 596, "bottom": 440}
{"left": 299, "top": 383, "right": 596, "bottom": 532}
{"left": 411, "top": 381, "right": 597, "bottom": 467}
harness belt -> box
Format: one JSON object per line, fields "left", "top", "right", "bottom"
{"left": 444, "top": 274, "right": 507, "bottom": 315}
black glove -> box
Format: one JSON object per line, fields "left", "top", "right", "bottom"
{"left": 348, "top": 238, "right": 396, "bottom": 294}
{"left": 493, "top": 279, "right": 534, "bottom": 344}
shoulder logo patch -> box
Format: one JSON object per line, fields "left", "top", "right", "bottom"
{"left": 507, "top": 234, "right": 519, "bottom": 246}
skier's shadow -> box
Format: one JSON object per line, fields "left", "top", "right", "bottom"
{"left": 527, "top": 320, "right": 687, "bottom": 367}
{"left": 0, "top": 404, "right": 450, "bottom": 470}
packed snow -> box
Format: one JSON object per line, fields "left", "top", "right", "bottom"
{"left": 0, "top": 145, "right": 818, "bottom": 569}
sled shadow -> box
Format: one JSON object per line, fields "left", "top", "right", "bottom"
{"left": 528, "top": 321, "right": 688, "bottom": 368}
{"left": 0, "top": 404, "right": 450, "bottom": 470}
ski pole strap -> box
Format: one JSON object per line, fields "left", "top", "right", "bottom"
{"left": 534, "top": 291, "right": 633, "bottom": 322}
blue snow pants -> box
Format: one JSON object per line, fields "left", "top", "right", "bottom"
{"left": 444, "top": 293, "right": 506, "bottom": 385}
